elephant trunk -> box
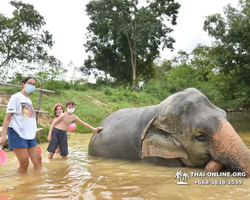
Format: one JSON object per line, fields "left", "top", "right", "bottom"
{"left": 211, "top": 119, "right": 250, "bottom": 177}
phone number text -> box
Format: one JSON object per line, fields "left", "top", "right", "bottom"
{"left": 194, "top": 180, "right": 243, "bottom": 185}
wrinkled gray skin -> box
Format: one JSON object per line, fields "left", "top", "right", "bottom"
{"left": 89, "top": 88, "right": 250, "bottom": 176}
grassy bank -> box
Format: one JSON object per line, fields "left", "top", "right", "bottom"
{"left": 0, "top": 85, "right": 161, "bottom": 139}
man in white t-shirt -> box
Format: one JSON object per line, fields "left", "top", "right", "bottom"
{"left": 0, "top": 77, "right": 42, "bottom": 174}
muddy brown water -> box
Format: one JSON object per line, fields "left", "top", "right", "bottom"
{"left": 0, "top": 113, "right": 250, "bottom": 200}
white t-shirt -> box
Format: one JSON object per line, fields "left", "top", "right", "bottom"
{"left": 6, "top": 92, "right": 37, "bottom": 139}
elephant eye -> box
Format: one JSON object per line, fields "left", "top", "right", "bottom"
{"left": 195, "top": 133, "right": 207, "bottom": 142}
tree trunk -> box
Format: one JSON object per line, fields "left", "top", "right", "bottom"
{"left": 132, "top": 54, "right": 137, "bottom": 91}
{"left": 132, "top": 64, "right": 136, "bottom": 91}
{"left": 36, "top": 82, "right": 44, "bottom": 123}
{"left": 126, "top": 34, "right": 137, "bottom": 91}
{"left": 105, "top": 72, "right": 108, "bottom": 85}
{"left": 0, "top": 48, "right": 11, "bottom": 67}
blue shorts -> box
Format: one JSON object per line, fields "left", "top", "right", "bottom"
{"left": 8, "top": 127, "right": 38, "bottom": 150}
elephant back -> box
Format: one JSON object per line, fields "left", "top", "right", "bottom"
{"left": 88, "top": 105, "right": 159, "bottom": 160}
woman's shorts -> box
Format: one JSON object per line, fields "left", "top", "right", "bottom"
{"left": 7, "top": 127, "right": 37, "bottom": 150}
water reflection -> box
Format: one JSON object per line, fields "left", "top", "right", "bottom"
{"left": 227, "top": 112, "right": 250, "bottom": 133}
{"left": 0, "top": 117, "right": 250, "bottom": 199}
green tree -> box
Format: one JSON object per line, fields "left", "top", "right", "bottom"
{"left": 0, "top": 1, "right": 59, "bottom": 71}
{"left": 83, "top": 44, "right": 132, "bottom": 86}
{"left": 203, "top": 1, "right": 250, "bottom": 106}
{"left": 35, "top": 56, "right": 66, "bottom": 82}
{"left": 83, "top": 0, "right": 180, "bottom": 91}
{"left": 189, "top": 44, "right": 218, "bottom": 82}
{"left": 153, "top": 59, "right": 172, "bottom": 83}
{"left": 171, "top": 50, "right": 190, "bottom": 66}
{"left": 149, "top": 47, "right": 229, "bottom": 107}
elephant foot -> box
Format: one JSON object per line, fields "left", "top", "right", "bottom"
{"left": 204, "top": 160, "right": 224, "bottom": 172}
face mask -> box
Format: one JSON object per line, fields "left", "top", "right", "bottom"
{"left": 56, "top": 113, "right": 63, "bottom": 116}
{"left": 67, "top": 108, "right": 75, "bottom": 113}
{"left": 25, "top": 84, "right": 36, "bottom": 93}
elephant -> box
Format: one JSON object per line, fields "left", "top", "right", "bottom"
{"left": 88, "top": 88, "right": 250, "bottom": 176}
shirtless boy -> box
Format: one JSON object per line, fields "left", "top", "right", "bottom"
{"left": 47, "top": 100, "right": 102, "bottom": 159}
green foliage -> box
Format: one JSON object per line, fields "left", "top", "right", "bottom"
{"left": 233, "top": 83, "right": 250, "bottom": 108}
{"left": 103, "top": 88, "right": 112, "bottom": 96}
{"left": 35, "top": 58, "right": 67, "bottom": 82}
{"left": 164, "top": 64, "right": 199, "bottom": 93}
{"left": 0, "top": 85, "right": 20, "bottom": 95}
{"left": 203, "top": 1, "right": 250, "bottom": 107}
{"left": 0, "top": 1, "right": 62, "bottom": 81}
{"left": 0, "top": 108, "right": 5, "bottom": 126}
{"left": 42, "top": 80, "right": 96, "bottom": 92}
{"left": 151, "top": 47, "right": 240, "bottom": 109}
{"left": 143, "top": 80, "right": 171, "bottom": 101}
{"left": 100, "top": 85, "right": 160, "bottom": 107}
{"left": 7, "top": 72, "right": 24, "bottom": 85}
{"left": 44, "top": 80, "right": 71, "bottom": 91}
{"left": 196, "top": 82, "right": 229, "bottom": 108}
{"left": 83, "top": 0, "right": 180, "bottom": 90}
{"left": 36, "top": 126, "right": 50, "bottom": 144}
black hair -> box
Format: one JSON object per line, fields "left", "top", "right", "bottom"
{"left": 22, "top": 77, "right": 37, "bottom": 84}
{"left": 66, "top": 100, "right": 75, "bottom": 107}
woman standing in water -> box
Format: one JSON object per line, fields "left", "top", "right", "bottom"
{"left": 0, "top": 77, "right": 42, "bottom": 173}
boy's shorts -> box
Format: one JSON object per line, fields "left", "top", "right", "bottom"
{"left": 7, "top": 127, "right": 37, "bottom": 150}
{"left": 47, "top": 127, "right": 68, "bottom": 156}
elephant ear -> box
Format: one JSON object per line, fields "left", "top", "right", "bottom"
{"left": 141, "top": 116, "right": 188, "bottom": 160}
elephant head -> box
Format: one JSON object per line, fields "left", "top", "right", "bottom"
{"left": 141, "top": 88, "right": 250, "bottom": 176}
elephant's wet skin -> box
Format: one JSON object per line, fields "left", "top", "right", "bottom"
{"left": 88, "top": 88, "right": 250, "bottom": 177}
{"left": 88, "top": 105, "right": 159, "bottom": 160}
{"left": 141, "top": 125, "right": 188, "bottom": 160}
{"left": 205, "top": 160, "right": 224, "bottom": 172}
{"left": 210, "top": 119, "right": 250, "bottom": 175}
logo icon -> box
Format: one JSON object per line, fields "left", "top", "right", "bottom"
{"left": 174, "top": 170, "right": 190, "bottom": 185}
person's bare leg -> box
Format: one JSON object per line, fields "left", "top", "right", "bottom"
{"left": 61, "top": 155, "right": 67, "bottom": 158}
{"left": 13, "top": 148, "right": 29, "bottom": 174}
{"left": 55, "top": 146, "right": 60, "bottom": 153}
{"left": 28, "top": 146, "right": 42, "bottom": 171}
{"left": 48, "top": 152, "right": 55, "bottom": 159}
